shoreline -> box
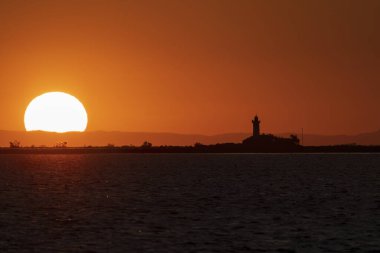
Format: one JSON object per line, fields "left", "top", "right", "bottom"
{"left": 1, "top": 145, "right": 380, "bottom": 154}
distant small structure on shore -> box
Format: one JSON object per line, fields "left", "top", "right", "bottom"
{"left": 9, "top": 140, "right": 21, "bottom": 148}
{"left": 252, "top": 115, "right": 260, "bottom": 137}
{"left": 243, "top": 115, "right": 300, "bottom": 149}
{"left": 55, "top": 141, "right": 68, "bottom": 148}
{"left": 141, "top": 141, "right": 152, "bottom": 148}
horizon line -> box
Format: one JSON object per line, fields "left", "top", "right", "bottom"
{"left": 0, "top": 129, "right": 380, "bottom": 137}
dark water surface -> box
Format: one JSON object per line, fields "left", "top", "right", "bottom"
{"left": 0, "top": 154, "right": 380, "bottom": 252}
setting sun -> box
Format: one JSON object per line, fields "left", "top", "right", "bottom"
{"left": 24, "top": 92, "right": 88, "bottom": 133}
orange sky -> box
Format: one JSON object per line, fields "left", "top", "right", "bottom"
{"left": 0, "top": 0, "right": 379, "bottom": 135}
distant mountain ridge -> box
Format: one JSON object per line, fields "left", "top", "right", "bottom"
{"left": 284, "top": 129, "right": 380, "bottom": 146}
{"left": 1, "top": 130, "right": 380, "bottom": 147}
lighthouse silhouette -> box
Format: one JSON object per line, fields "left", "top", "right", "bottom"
{"left": 252, "top": 115, "right": 260, "bottom": 137}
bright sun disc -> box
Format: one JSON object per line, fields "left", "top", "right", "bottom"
{"left": 24, "top": 92, "right": 88, "bottom": 133}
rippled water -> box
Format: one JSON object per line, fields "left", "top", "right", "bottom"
{"left": 0, "top": 154, "right": 380, "bottom": 252}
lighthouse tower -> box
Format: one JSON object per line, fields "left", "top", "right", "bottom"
{"left": 252, "top": 115, "right": 261, "bottom": 137}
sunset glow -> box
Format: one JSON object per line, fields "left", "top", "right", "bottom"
{"left": 24, "top": 92, "right": 88, "bottom": 133}
{"left": 0, "top": 1, "right": 378, "bottom": 136}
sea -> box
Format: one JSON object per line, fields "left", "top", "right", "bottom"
{"left": 0, "top": 153, "right": 379, "bottom": 252}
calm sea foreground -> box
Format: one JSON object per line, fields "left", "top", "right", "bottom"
{"left": 0, "top": 153, "right": 379, "bottom": 252}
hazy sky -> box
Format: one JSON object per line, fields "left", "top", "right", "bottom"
{"left": 0, "top": 0, "right": 379, "bottom": 135}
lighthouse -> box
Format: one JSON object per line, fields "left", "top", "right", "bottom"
{"left": 252, "top": 115, "right": 260, "bottom": 137}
